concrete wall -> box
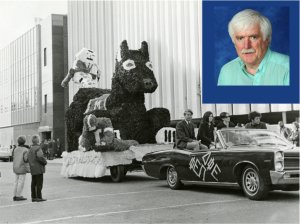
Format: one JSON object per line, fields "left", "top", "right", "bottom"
{"left": 52, "top": 14, "right": 68, "bottom": 149}
{"left": 40, "top": 14, "right": 68, "bottom": 150}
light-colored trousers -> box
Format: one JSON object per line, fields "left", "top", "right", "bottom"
{"left": 13, "top": 174, "right": 26, "bottom": 197}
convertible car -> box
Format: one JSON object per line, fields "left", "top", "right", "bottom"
{"left": 142, "top": 129, "right": 299, "bottom": 200}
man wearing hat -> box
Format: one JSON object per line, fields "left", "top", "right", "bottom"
{"left": 175, "top": 109, "right": 207, "bottom": 150}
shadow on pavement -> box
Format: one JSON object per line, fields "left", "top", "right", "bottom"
{"left": 152, "top": 183, "right": 299, "bottom": 201}
{"left": 69, "top": 172, "right": 159, "bottom": 183}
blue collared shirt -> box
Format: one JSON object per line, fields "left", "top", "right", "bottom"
{"left": 217, "top": 48, "right": 289, "bottom": 86}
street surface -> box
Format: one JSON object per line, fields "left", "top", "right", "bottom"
{"left": 0, "top": 160, "right": 299, "bottom": 223}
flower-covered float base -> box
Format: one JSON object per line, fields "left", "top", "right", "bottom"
{"left": 60, "top": 143, "right": 173, "bottom": 178}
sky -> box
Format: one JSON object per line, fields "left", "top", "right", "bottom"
{"left": 0, "top": 0, "right": 68, "bottom": 50}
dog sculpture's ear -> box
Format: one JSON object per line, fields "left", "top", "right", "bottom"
{"left": 140, "top": 41, "right": 149, "bottom": 60}
{"left": 120, "top": 40, "right": 129, "bottom": 60}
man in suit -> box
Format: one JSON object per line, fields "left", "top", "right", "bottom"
{"left": 175, "top": 109, "right": 207, "bottom": 150}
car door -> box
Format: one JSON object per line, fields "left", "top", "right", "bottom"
{"left": 187, "top": 132, "right": 237, "bottom": 183}
{"left": 188, "top": 149, "right": 224, "bottom": 182}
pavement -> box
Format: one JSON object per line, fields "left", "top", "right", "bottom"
{"left": 46, "top": 158, "right": 63, "bottom": 164}
{"left": 0, "top": 161, "right": 298, "bottom": 223}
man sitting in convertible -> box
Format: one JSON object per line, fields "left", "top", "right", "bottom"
{"left": 175, "top": 109, "right": 207, "bottom": 151}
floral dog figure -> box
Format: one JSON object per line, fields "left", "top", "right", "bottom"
{"left": 79, "top": 114, "right": 138, "bottom": 152}
{"left": 65, "top": 40, "right": 170, "bottom": 151}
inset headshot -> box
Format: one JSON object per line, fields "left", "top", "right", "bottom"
{"left": 202, "top": 1, "right": 299, "bottom": 103}
{"left": 217, "top": 9, "right": 289, "bottom": 86}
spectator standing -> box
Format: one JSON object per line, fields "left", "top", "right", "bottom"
{"left": 245, "top": 111, "right": 267, "bottom": 129}
{"left": 56, "top": 138, "right": 61, "bottom": 158}
{"left": 42, "top": 140, "right": 49, "bottom": 158}
{"left": 278, "top": 121, "right": 292, "bottom": 140}
{"left": 52, "top": 139, "right": 57, "bottom": 158}
{"left": 289, "top": 122, "right": 299, "bottom": 147}
{"left": 216, "top": 112, "right": 235, "bottom": 130}
{"left": 197, "top": 111, "right": 215, "bottom": 148}
{"left": 40, "top": 140, "right": 45, "bottom": 156}
{"left": 28, "top": 135, "right": 47, "bottom": 202}
{"left": 13, "top": 135, "right": 30, "bottom": 201}
{"left": 48, "top": 139, "right": 53, "bottom": 160}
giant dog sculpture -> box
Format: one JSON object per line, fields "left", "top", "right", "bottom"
{"left": 65, "top": 40, "right": 170, "bottom": 152}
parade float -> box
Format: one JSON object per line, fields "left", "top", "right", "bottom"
{"left": 60, "top": 41, "right": 174, "bottom": 181}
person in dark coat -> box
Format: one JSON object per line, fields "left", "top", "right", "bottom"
{"left": 27, "top": 135, "right": 47, "bottom": 202}
{"left": 216, "top": 112, "right": 235, "bottom": 130}
{"left": 48, "top": 139, "right": 53, "bottom": 160}
{"left": 197, "top": 111, "right": 215, "bottom": 148}
{"left": 41, "top": 139, "right": 49, "bottom": 158}
{"left": 56, "top": 138, "right": 61, "bottom": 158}
{"left": 175, "top": 109, "right": 207, "bottom": 150}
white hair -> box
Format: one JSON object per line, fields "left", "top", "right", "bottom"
{"left": 228, "top": 9, "right": 272, "bottom": 43}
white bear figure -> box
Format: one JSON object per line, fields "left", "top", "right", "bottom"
{"left": 61, "top": 48, "right": 101, "bottom": 88}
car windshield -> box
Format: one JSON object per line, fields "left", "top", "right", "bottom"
{"left": 219, "top": 129, "right": 293, "bottom": 148}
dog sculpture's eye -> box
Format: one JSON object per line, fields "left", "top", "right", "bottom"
{"left": 145, "top": 61, "right": 153, "bottom": 71}
{"left": 122, "top": 59, "right": 136, "bottom": 70}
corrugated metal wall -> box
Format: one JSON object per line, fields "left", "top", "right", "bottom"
{"left": 67, "top": 0, "right": 298, "bottom": 120}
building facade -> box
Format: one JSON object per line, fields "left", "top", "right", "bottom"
{"left": 67, "top": 1, "right": 299, "bottom": 125}
{"left": 0, "top": 14, "right": 68, "bottom": 148}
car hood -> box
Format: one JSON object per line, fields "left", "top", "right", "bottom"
{"left": 227, "top": 144, "right": 296, "bottom": 152}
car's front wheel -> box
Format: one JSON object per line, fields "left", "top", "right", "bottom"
{"left": 241, "top": 165, "right": 269, "bottom": 200}
{"left": 166, "top": 166, "right": 183, "bottom": 190}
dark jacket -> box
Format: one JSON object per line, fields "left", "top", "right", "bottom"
{"left": 216, "top": 121, "right": 235, "bottom": 130}
{"left": 197, "top": 122, "right": 214, "bottom": 147}
{"left": 28, "top": 144, "right": 47, "bottom": 175}
{"left": 245, "top": 122, "right": 267, "bottom": 129}
{"left": 175, "top": 120, "right": 196, "bottom": 149}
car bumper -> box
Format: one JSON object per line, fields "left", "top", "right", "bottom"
{"left": 270, "top": 170, "right": 299, "bottom": 185}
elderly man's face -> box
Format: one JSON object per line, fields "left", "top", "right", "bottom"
{"left": 233, "top": 23, "right": 269, "bottom": 72}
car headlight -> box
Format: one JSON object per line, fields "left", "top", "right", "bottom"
{"left": 274, "top": 151, "right": 284, "bottom": 172}
{"left": 275, "top": 151, "right": 284, "bottom": 160}
{"left": 275, "top": 161, "right": 284, "bottom": 171}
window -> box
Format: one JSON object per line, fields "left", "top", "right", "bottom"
{"left": 44, "top": 48, "right": 47, "bottom": 66}
{"left": 44, "top": 94, "right": 47, "bottom": 113}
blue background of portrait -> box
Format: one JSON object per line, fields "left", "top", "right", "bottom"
{"left": 202, "top": 0, "right": 299, "bottom": 103}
